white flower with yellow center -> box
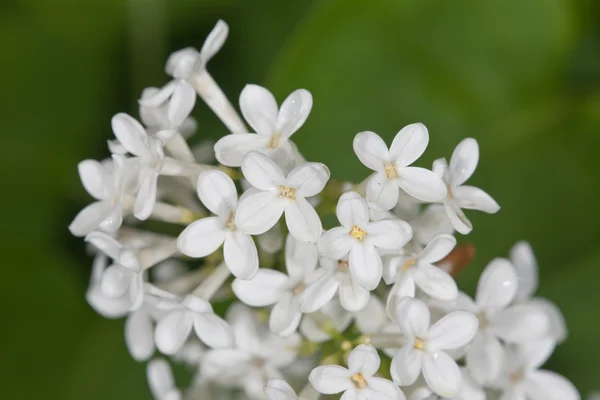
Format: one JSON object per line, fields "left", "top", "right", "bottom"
{"left": 235, "top": 151, "right": 329, "bottom": 244}
{"left": 318, "top": 191, "right": 413, "bottom": 290}
{"left": 353, "top": 123, "right": 447, "bottom": 211}
{"left": 177, "top": 170, "right": 259, "bottom": 280}
{"left": 433, "top": 138, "right": 499, "bottom": 235}
{"left": 309, "top": 344, "right": 406, "bottom": 400}
{"left": 390, "top": 297, "right": 478, "bottom": 398}
{"left": 214, "top": 84, "right": 312, "bottom": 167}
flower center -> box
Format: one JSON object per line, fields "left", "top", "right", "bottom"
{"left": 446, "top": 184, "right": 453, "bottom": 199}
{"left": 477, "top": 312, "right": 489, "bottom": 329}
{"left": 268, "top": 133, "right": 281, "bottom": 149}
{"left": 225, "top": 212, "right": 236, "bottom": 231}
{"left": 509, "top": 369, "right": 524, "bottom": 383}
{"left": 413, "top": 337, "right": 425, "bottom": 350}
{"left": 293, "top": 284, "right": 305, "bottom": 296}
{"left": 351, "top": 372, "right": 368, "bottom": 389}
{"left": 384, "top": 162, "right": 398, "bottom": 180}
{"left": 280, "top": 185, "right": 296, "bottom": 200}
{"left": 337, "top": 259, "right": 349, "bottom": 271}
{"left": 350, "top": 225, "right": 366, "bottom": 241}
{"left": 401, "top": 258, "right": 416, "bottom": 271}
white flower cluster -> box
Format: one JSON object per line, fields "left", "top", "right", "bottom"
{"left": 70, "top": 20, "right": 583, "bottom": 400}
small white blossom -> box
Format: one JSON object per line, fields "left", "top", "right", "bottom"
{"left": 318, "top": 191, "right": 413, "bottom": 290}
{"left": 214, "top": 85, "right": 312, "bottom": 167}
{"left": 309, "top": 344, "right": 406, "bottom": 400}
{"left": 236, "top": 152, "right": 329, "bottom": 244}
{"left": 390, "top": 297, "right": 478, "bottom": 398}
{"left": 178, "top": 170, "right": 259, "bottom": 279}
{"left": 232, "top": 235, "right": 318, "bottom": 336}
{"left": 147, "top": 358, "right": 182, "bottom": 400}
{"left": 408, "top": 368, "right": 484, "bottom": 400}
{"left": 433, "top": 138, "right": 499, "bottom": 234}
{"left": 353, "top": 123, "right": 447, "bottom": 210}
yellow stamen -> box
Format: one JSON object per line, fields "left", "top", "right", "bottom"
{"left": 384, "top": 162, "right": 398, "bottom": 180}
{"left": 414, "top": 337, "right": 425, "bottom": 350}
{"left": 401, "top": 258, "right": 416, "bottom": 271}
{"left": 268, "top": 134, "right": 281, "bottom": 149}
{"left": 350, "top": 225, "right": 366, "bottom": 241}
{"left": 351, "top": 372, "right": 368, "bottom": 389}
{"left": 341, "top": 340, "right": 353, "bottom": 352}
{"left": 225, "top": 212, "right": 236, "bottom": 231}
{"left": 280, "top": 185, "right": 296, "bottom": 200}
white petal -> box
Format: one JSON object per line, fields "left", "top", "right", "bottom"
{"left": 465, "top": 332, "right": 504, "bottom": 384}
{"left": 389, "top": 123, "right": 429, "bottom": 167}
{"left": 422, "top": 351, "right": 462, "bottom": 398}
{"left": 519, "top": 337, "right": 556, "bottom": 370}
{"left": 242, "top": 151, "right": 286, "bottom": 191}
{"left": 214, "top": 133, "right": 267, "bottom": 167}
{"left": 78, "top": 160, "right": 109, "bottom": 199}
{"left": 235, "top": 191, "right": 286, "bottom": 235}
{"left": 285, "top": 197, "right": 323, "bottom": 244}
{"left": 366, "top": 171, "right": 400, "bottom": 211}
{"left": 264, "top": 379, "right": 298, "bottom": 400}
{"left": 286, "top": 162, "right": 330, "bottom": 198}
{"left": 387, "top": 273, "right": 416, "bottom": 320}
{"left": 409, "top": 387, "right": 433, "bottom": 400}
{"left": 339, "top": 274, "right": 370, "bottom": 312}
{"left": 348, "top": 344, "right": 380, "bottom": 376}
{"left": 453, "top": 185, "right": 500, "bottom": 213}
{"left": 426, "top": 311, "right": 478, "bottom": 350}
{"left": 111, "top": 113, "right": 149, "bottom": 157}
{"left": 240, "top": 84, "right": 278, "bottom": 136}
{"left": 419, "top": 234, "right": 457, "bottom": 264}
{"left": 390, "top": 344, "right": 424, "bottom": 386}
{"left": 300, "top": 273, "right": 340, "bottom": 313}
{"left": 449, "top": 138, "right": 479, "bottom": 186}
{"left": 125, "top": 309, "right": 154, "bottom": 361}
{"left": 397, "top": 167, "right": 446, "bottom": 202}
{"left": 147, "top": 358, "right": 176, "bottom": 398}
{"left": 197, "top": 170, "right": 238, "bottom": 216}
{"left": 475, "top": 258, "right": 518, "bottom": 310}
{"left": 199, "top": 19, "right": 228, "bottom": 63}
{"left": 269, "top": 293, "right": 302, "bottom": 336}
{"left": 336, "top": 191, "right": 370, "bottom": 229}
{"left": 366, "top": 220, "right": 413, "bottom": 250}
{"left": 168, "top": 80, "right": 196, "bottom": 126}
{"left": 510, "top": 241, "right": 538, "bottom": 302}
{"left": 276, "top": 89, "right": 313, "bottom": 137}
{"left": 223, "top": 231, "right": 258, "bottom": 280}
{"left": 317, "top": 227, "right": 354, "bottom": 260}
{"left": 226, "top": 302, "right": 261, "bottom": 351}
{"left": 309, "top": 365, "right": 352, "bottom": 394}
{"left": 285, "top": 233, "right": 318, "bottom": 280}
{"left": 354, "top": 296, "right": 385, "bottom": 334}
{"left": 524, "top": 370, "right": 580, "bottom": 400}
{"left": 177, "top": 217, "right": 225, "bottom": 258}
{"left": 166, "top": 48, "right": 198, "bottom": 79}
{"left": 412, "top": 265, "right": 458, "bottom": 301}
{"left": 69, "top": 200, "right": 113, "bottom": 237}
{"left": 232, "top": 269, "right": 289, "bottom": 306}
{"left": 443, "top": 200, "right": 473, "bottom": 235}
{"left": 367, "top": 377, "right": 406, "bottom": 400}
{"left": 395, "top": 297, "right": 430, "bottom": 338}
{"left": 353, "top": 131, "right": 389, "bottom": 171}
{"left": 193, "top": 313, "right": 233, "bottom": 348}
{"left": 155, "top": 310, "right": 194, "bottom": 355}
{"left": 134, "top": 169, "right": 158, "bottom": 220}
{"left": 493, "top": 304, "right": 549, "bottom": 343}
{"left": 85, "top": 231, "right": 122, "bottom": 260}
{"left": 349, "top": 244, "right": 382, "bottom": 290}
{"left": 530, "top": 298, "right": 568, "bottom": 343}
{"left": 258, "top": 223, "right": 284, "bottom": 254}
{"left": 200, "top": 348, "right": 250, "bottom": 380}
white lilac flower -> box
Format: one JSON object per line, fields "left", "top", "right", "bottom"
{"left": 390, "top": 297, "right": 478, "bottom": 398}
{"left": 458, "top": 258, "right": 549, "bottom": 383}
{"left": 300, "top": 256, "right": 371, "bottom": 313}
{"left": 433, "top": 138, "right": 499, "bottom": 235}
{"left": 69, "top": 155, "right": 134, "bottom": 236}
{"left": 495, "top": 339, "right": 580, "bottom": 400}
{"left": 264, "top": 379, "right": 298, "bottom": 400}
{"left": 154, "top": 294, "right": 233, "bottom": 355}
{"left": 214, "top": 84, "right": 313, "bottom": 167}
{"left": 408, "top": 368, "right": 484, "bottom": 400}
{"left": 86, "top": 253, "right": 131, "bottom": 318}
{"left": 177, "top": 170, "right": 259, "bottom": 279}
{"left": 232, "top": 235, "right": 318, "bottom": 336}
{"left": 353, "top": 123, "right": 447, "bottom": 210}
{"left": 125, "top": 304, "right": 155, "bottom": 362}
{"left": 318, "top": 191, "right": 413, "bottom": 290}
{"left": 384, "top": 234, "right": 459, "bottom": 302}
{"left": 309, "top": 344, "right": 406, "bottom": 400}
{"left": 235, "top": 152, "right": 329, "bottom": 244}
{"left": 201, "top": 304, "right": 301, "bottom": 400}
{"left": 510, "top": 240, "right": 567, "bottom": 343}
{"left": 147, "top": 358, "right": 182, "bottom": 400}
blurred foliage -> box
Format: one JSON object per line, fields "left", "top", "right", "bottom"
{"left": 1, "top": 0, "right": 599, "bottom": 398}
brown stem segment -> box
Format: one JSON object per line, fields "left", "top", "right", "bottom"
{"left": 437, "top": 242, "right": 476, "bottom": 277}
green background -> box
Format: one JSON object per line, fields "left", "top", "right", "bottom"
{"left": 2, "top": 0, "right": 599, "bottom": 398}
